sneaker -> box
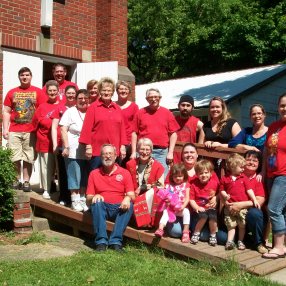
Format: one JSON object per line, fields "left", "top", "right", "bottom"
{"left": 209, "top": 235, "right": 217, "bottom": 246}
{"left": 109, "top": 244, "right": 123, "bottom": 252}
{"left": 80, "top": 197, "right": 89, "bottom": 212}
{"left": 154, "top": 228, "right": 164, "bottom": 238}
{"left": 257, "top": 244, "right": 268, "bottom": 254}
{"left": 59, "top": 201, "right": 66, "bottom": 206}
{"left": 22, "top": 181, "right": 31, "bottom": 192}
{"left": 191, "top": 233, "right": 200, "bottom": 244}
{"left": 42, "top": 191, "right": 51, "bottom": 200}
{"left": 95, "top": 244, "right": 107, "bottom": 252}
{"left": 72, "top": 201, "right": 84, "bottom": 212}
{"left": 12, "top": 181, "right": 22, "bottom": 190}
{"left": 225, "top": 240, "right": 235, "bottom": 250}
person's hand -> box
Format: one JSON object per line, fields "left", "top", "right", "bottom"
{"left": 197, "top": 207, "right": 205, "bottom": 213}
{"left": 253, "top": 199, "right": 261, "bottom": 209}
{"left": 2, "top": 129, "right": 9, "bottom": 140}
{"left": 222, "top": 193, "right": 230, "bottom": 202}
{"left": 120, "top": 196, "right": 131, "bottom": 211}
{"left": 85, "top": 146, "right": 92, "bottom": 160}
{"left": 208, "top": 195, "right": 217, "bottom": 208}
{"left": 53, "top": 145, "right": 59, "bottom": 154}
{"left": 120, "top": 146, "right": 126, "bottom": 160}
{"left": 130, "top": 152, "right": 137, "bottom": 160}
{"left": 204, "top": 141, "right": 213, "bottom": 148}
{"left": 166, "top": 152, "right": 174, "bottom": 165}
{"left": 62, "top": 147, "right": 69, "bottom": 157}
{"left": 256, "top": 173, "right": 263, "bottom": 182}
{"left": 226, "top": 202, "right": 241, "bottom": 215}
{"left": 92, "top": 195, "right": 104, "bottom": 204}
{"left": 135, "top": 187, "right": 140, "bottom": 196}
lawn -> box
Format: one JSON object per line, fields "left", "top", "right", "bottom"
{"left": 0, "top": 238, "right": 281, "bottom": 286}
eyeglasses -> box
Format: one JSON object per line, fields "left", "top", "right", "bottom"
{"left": 147, "top": 96, "right": 160, "bottom": 100}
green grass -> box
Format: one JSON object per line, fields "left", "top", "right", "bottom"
{"left": 0, "top": 240, "right": 280, "bottom": 286}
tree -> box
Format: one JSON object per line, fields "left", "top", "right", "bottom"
{"left": 128, "top": 0, "right": 286, "bottom": 83}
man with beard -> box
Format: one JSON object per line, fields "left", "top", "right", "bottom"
{"left": 174, "top": 95, "right": 204, "bottom": 163}
{"left": 86, "top": 144, "right": 135, "bottom": 252}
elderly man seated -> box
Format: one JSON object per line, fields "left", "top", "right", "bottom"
{"left": 86, "top": 144, "right": 135, "bottom": 252}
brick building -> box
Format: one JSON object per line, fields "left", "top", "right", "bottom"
{"left": 0, "top": 0, "right": 134, "bottom": 141}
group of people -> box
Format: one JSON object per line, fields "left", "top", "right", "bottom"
{"left": 3, "top": 65, "right": 286, "bottom": 259}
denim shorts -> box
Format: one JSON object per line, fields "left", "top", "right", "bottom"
{"left": 65, "top": 158, "right": 88, "bottom": 190}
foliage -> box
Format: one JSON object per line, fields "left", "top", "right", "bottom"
{"left": 0, "top": 242, "right": 279, "bottom": 286}
{"left": 0, "top": 147, "right": 16, "bottom": 228}
{"left": 128, "top": 0, "right": 286, "bottom": 83}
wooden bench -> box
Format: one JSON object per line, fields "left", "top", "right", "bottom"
{"left": 29, "top": 144, "right": 286, "bottom": 276}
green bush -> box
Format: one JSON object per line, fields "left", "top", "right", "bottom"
{"left": 0, "top": 147, "right": 16, "bottom": 228}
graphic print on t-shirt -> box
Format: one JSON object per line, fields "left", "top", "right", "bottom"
{"left": 13, "top": 91, "right": 37, "bottom": 124}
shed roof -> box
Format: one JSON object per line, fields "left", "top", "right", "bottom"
{"left": 135, "top": 64, "right": 286, "bottom": 109}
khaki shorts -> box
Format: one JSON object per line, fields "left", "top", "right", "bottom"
{"left": 8, "top": 132, "right": 37, "bottom": 163}
{"left": 224, "top": 208, "right": 248, "bottom": 229}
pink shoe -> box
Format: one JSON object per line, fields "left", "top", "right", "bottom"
{"left": 154, "top": 228, "right": 164, "bottom": 238}
{"left": 181, "top": 231, "right": 190, "bottom": 243}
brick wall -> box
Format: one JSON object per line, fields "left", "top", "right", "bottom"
{"left": 0, "top": 0, "right": 128, "bottom": 65}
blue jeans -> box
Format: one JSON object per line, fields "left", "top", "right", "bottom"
{"left": 90, "top": 201, "right": 133, "bottom": 246}
{"left": 152, "top": 148, "right": 168, "bottom": 178}
{"left": 89, "top": 156, "right": 102, "bottom": 172}
{"left": 166, "top": 216, "right": 228, "bottom": 245}
{"left": 267, "top": 176, "right": 286, "bottom": 234}
{"left": 245, "top": 208, "right": 267, "bottom": 247}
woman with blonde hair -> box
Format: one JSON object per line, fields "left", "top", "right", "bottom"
{"left": 199, "top": 96, "right": 241, "bottom": 148}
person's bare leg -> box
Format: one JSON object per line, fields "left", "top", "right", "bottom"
{"left": 23, "top": 161, "right": 32, "bottom": 182}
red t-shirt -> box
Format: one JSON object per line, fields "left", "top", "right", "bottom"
{"left": 219, "top": 174, "right": 252, "bottom": 203}
{"left": 86, "top": 165, "right": 134, "bottom": 204}
{"left": 190, "top": 176, "right": 219, "bottom": 208}
{"left": 133, "top": 106, "right": 180, "bottom": 148}
{"left": 174, "top": 115, "right": 199, "bottom": 163}
{"left": 265, "top": 120, "right": 286, "bottom": 178}
{"left": 121, "top": 102, "right": 139, "bottom": 144}
{"left": 42, "top": 80, "right": 78, "bottom": 104}
{"left": 248, "top": 174, "right": 265, "bottom": 197}
{"left": 4, "top": 85, "right": 45, "bottom": 132}
{"left": 33, "top": 102, "right": 60, "bottom": 153}
{"left": 79, "top": 100, "right": 127, "bottom": 156}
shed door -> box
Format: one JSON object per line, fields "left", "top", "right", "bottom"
{"left": 75, "top": 61, "right": 118, "bottom": 100}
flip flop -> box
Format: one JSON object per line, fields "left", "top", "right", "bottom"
{"left": 262, "top": 252, "right": 285, "bottom": 259}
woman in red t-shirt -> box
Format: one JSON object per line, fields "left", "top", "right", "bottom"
{"left": 116, "top": 80, "right": 139, "bottom": 167}
{"left": 33, "top": 80, "right": 60, "bottom": 200}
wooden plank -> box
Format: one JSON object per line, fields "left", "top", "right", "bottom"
{"left": 28, "top": 192, "right": 284, "bottom": 277}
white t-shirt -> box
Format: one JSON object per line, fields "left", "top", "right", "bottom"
{"left": 59, "top": 106, "right": 86, "bottom": 160}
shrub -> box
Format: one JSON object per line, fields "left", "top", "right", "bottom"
{"left": 0, "top": 147, "right": 16, "bottom": 228}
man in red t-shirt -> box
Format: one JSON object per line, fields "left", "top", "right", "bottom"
{"left": 43, "top": 63, "right": 78, "bottom": 104}
{"left": 86, "top": 144, "right": 135, "bottom": 252}
{"left": 131, "top": 88, "right": 179, "bottom": 177}
{"left": 3, "top": 67, "right": 45, "bottom": 191}
{"left": 174, "top": 95, "right": 204, "bottom": 163}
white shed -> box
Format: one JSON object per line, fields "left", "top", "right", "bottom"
{"left": 135, "top": 64, "right": 286, "bottom": 127}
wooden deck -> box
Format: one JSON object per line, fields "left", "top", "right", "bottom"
{"left": 29, "top": 191, "right": 286, "bottom": 277}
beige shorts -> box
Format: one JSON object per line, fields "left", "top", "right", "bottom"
{"left": 8, "top": 132, "right": 37, "bottom": 163}
{"left": 224, "top": 208, "right": 248, "bottom": 229}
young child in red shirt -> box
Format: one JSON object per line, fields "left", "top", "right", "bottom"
{"left": 220, "top": 153, "right": 260, "bottom": 251}
{"left": 190, "top": 159, "right": 219, "bottom": 246}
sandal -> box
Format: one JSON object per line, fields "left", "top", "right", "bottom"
{"left": 225, "top": 240, "right": 235, "bottom": 250}
{"left": 237, "top": 240, "right": 246, "bottom": 250}
{"left": 191, "top": 233, "right": 200, "bottom": 244}
{"left": 154, "top": 228, "right": 164, "bottom": 238}
{"left": 262, "top": 251, "right": 285, "bottom": 259}
{"left": 209, "top": 235, "right": 217, "bottom": 246}
{"left": 181, "top": 231, "right": 190, "bottom": 243}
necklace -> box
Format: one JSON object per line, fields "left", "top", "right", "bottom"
{"left": 77, "top": 109, "right": 85, "bottom": 121}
